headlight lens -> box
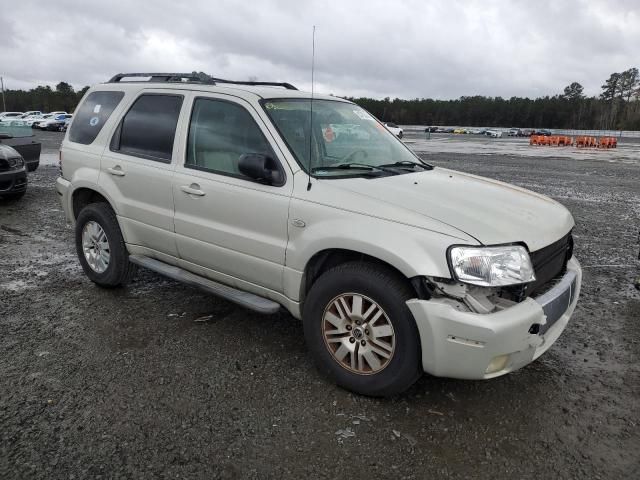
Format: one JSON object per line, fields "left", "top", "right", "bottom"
{"left": 8, "top": 157, "right": 24, "bottom": 169}
{"left": 449, "top": 245, "right": 536, "bottom": 287}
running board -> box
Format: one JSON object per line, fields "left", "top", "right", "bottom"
{"left": 129, "top": 255, "right": 281, "bottom": 314}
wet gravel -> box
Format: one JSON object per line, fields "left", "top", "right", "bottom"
{"left": 1, "top": 131, "right": 639, "bottom": 479}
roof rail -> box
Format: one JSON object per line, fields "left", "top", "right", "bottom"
{"left": 108, "top": 73, "right": 215, "bottom": 84}
{"left": 209, "top": 77, "right": 298, "bottom": 90}
{"left": 107, "top": 72, "right": 297, "bottom": 90}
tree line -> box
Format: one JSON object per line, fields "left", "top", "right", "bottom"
{"left": 2, "top": 68, "right": 639, "bottom": 130}
{"left": 1, "top": 82, "right": 89, "bottom": 114}
{"left": 350, "top": 68, "right": 639, "bottom": 130}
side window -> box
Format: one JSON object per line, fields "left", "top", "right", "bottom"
{"left": 69, "top": 91, "right": 124, "bottom": 144}
{"left": 111, "top": 94, "right": 183, "bottom": 163}
{"left": 186, "top": 98, "right": 276, "bottom": 178}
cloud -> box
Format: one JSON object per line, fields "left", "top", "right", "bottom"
{"left": 1, "top": 0, "right": 639, "bottom": 99}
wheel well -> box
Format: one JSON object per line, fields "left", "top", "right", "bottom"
{"left": 301, "top": 249, "right": 420, "bottom": 303}
{"left": 72, "top": 188, "right": 109, "bottom": 219}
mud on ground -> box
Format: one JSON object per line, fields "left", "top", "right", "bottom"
{"left": 1, "top": 131, "right": 638, "bottom": 479}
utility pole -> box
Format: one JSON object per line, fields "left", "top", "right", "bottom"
{"left": 0, "top": 77, "right": 5, "bottom": 111}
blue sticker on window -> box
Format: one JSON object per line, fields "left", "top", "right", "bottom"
{"left": 89, "top": 117, "right": 99, "bottom": 127}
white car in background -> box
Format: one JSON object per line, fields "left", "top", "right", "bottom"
{"left": 383, "top": 122, "right": 403, "bottom": 138}
{"left": 0, "top": 112, "right": 24, "bottom": 120}
{"left": 0, "top": 112, "right": 25, "bottom": 125}
{"left": 21, "top": 111, "right": 43, "bottom": 118}
{"left": 30, "top": 114, "right": 54, "bottom": 128}
{"left": 485, "top": 129, "right": 503, "bottom": 138}
{"left": 39, "top": 114, "right": 72, "bottom": 131}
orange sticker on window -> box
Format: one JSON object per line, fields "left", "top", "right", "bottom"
{"left": 323, "top": 126, "right": 335, "bottom": 142}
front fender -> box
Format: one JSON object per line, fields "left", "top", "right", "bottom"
{"left": 286, "top": 198, "right": 477, "bottom": 280}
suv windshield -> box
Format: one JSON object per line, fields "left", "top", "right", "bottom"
{"left": 263, "top": 99, "right": 428, "bottom": 177}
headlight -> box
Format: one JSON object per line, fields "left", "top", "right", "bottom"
{"left": 8, "top": 157, "right": 24, "bottom": 169}
{"left": 448, "top": 245, "right": 536, "bottom": 287}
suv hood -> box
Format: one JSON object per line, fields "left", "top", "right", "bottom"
{"left": 330, "top": 168, "right": 574, "bottom": 252}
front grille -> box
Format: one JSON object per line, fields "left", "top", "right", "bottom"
{"left": 526, "top": 232, "right": 573, "bottom": 296}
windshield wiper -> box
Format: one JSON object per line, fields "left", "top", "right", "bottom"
{"left": 376, "top": 160, "right": 434, "bottom": 170}
{"left": 311, "top": 163, "right": 389, "bottom": 173}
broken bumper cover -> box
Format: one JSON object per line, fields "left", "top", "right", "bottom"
{"left": 407, "top": 256, "right": 582, "bottom": 379}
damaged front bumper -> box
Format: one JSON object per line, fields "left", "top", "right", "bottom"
{"left": 407, "top": 256, "right": 582, "bottom": 379}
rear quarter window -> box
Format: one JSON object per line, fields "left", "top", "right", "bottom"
{"left": 69, "top": 91, "right": 125, "bottom": 145}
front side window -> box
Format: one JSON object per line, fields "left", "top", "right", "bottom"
{"left": 69, "top": 91, "right": 124, "bottom": 144}
{"left": 186, "top": 98, "right": 276, "bottom": 178}
{"left": 111, "top": 94, "right": 183, "bottom": 162}
{"left": 263, "top": 99, "right": 425, "bottom": 177}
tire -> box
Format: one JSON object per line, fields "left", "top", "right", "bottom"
{"left": 303, "top": 262, "right": 422, "bottom": 397}
{"left": 75, "top": 202, "right": 137, "bottom": 287}
{"left": 398, "top": 131, "right": 403, "bottom": 139}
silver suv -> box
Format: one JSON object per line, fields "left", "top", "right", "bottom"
{"left": 56, "top": 73, "right": 581, "bottom": 396}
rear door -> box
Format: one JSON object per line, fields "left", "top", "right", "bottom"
{"left": 172, "top": 93, "right": 292, "bottom": 293}
{"left": 99, "top": 90, "right": 188, "bottom": 258}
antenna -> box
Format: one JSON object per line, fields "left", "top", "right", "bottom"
{"left": 307, "top": 25, "right": 316, "bottom": 191}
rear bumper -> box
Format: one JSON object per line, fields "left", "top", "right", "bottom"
{"left": 407, "top": 256, "right": 582, "bottom": 379}
{"left": 0, "top": 169, "right": 28, "bottom": 194}
{"left": 55, "top": 176, "right": 73, "bottom": 222}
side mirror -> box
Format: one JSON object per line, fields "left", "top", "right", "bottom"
{"left": 238, "top": 153, "right": 284, "bottom": 186}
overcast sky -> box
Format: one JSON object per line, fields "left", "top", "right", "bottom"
{"left": 2, "top": 0, "right": 639, "bottom": 99}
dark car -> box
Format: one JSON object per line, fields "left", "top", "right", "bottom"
{"left": 0, "top": 144, "right": 28, "bottom": 200}
{"left": 425, "top": 126, "right": 438, "bottom": 133}
{"left": 535, "top": 129, "right": 552, "bottom": 136}
{"left": 0, "top": 130, "right": 42, "bottom": 172}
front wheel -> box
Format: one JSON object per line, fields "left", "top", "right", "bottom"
{"left": 75, "top": 202, "right": 136, "bottom": 287}
{"left": 303, "top": 262, "right": 422, "bottom": 396}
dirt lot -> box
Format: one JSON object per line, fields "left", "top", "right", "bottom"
{"left": 1, "top": 130, "right": 639, "bottom": 479}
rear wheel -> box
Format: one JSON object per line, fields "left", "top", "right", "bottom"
{"left": 75, "top": 202, "right": 136, "bottom": 287}
{"left": 303, "top": 262, "right": 422, "bottom": 396}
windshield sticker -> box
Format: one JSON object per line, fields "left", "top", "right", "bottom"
{"left": 353, "top": 109, "right": 373, "bottom": 121}
{"left": 323, "top": 126, "right": 335, "bottom": 142}
{"left": 89, "top": 117, "right": 100, "bottom": 127}
{"left": 93, "top": 104, "right": 102, "bottom": 114}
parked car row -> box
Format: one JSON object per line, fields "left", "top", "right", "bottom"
{"left": 0, "top": 111, "right": 72, "bottom": 131}
{"left": 420, "top": 126, "right": 554, "bottom": 138}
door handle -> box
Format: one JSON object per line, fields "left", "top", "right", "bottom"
{"left": 107, "top": 166, "right": 125, "bottom": 176}
{"left": 180, "top": 184, "right": 206, "bottom": 196}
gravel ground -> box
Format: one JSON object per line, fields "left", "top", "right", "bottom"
{"left": 1, "top": 130, "right": 639, "bottom": 479}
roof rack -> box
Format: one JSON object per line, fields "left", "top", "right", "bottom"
{"left": 208, "top": 77, "right": 297, "bottom": 90}
{"left": 107, "top": 72, "right": 297, "bottom": 90}
{"left": 108, "top": 72, "right": 215, "bottom": 84}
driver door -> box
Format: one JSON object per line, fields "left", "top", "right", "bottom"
{"left": 172, "top": 94, "right": 292, "bottom": 293}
